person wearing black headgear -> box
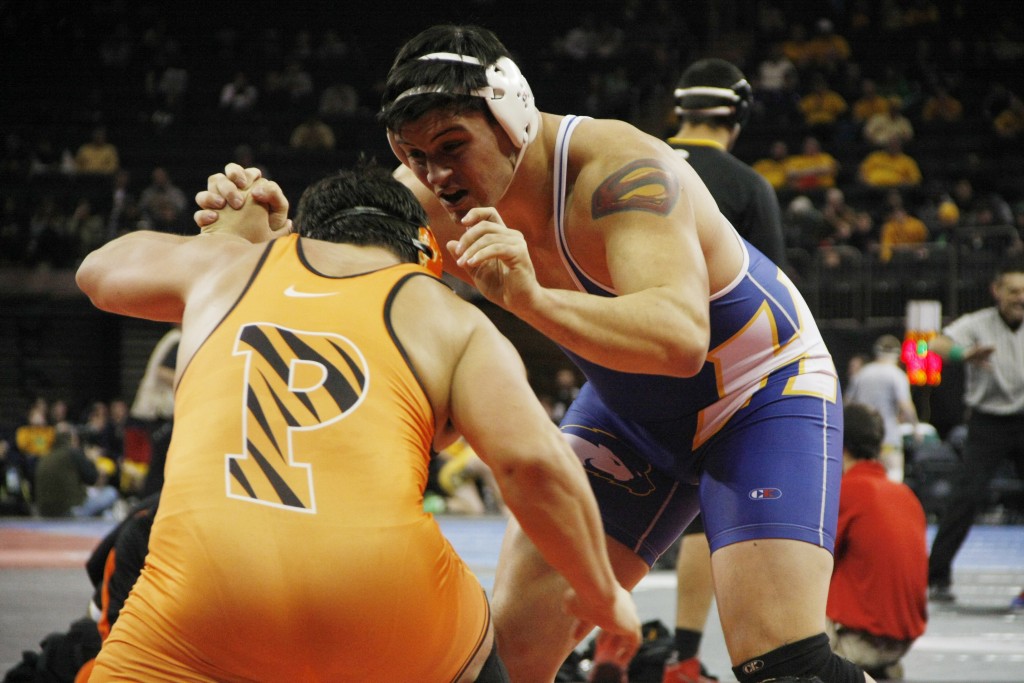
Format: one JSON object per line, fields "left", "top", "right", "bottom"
{"left": 662, "top": 57, "right": 790, "bottom": 683}
{"left": 668, "top": 58, "right": 787, "bottom": 268}
{"left": 827, "top": 402, "right": 928, "bottom": 681}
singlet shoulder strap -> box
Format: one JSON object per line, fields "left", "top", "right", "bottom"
{"left": 551, "top": 115, "right": 613, "bottom": 296}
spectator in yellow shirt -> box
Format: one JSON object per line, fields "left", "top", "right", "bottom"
{"left": 993, "top": 95, "right": 1024, "bottom": 140}
{"left": 920, "top": 84, "right": 964, "bottom": 128}
{"left": 75, "top": 126, "right": 120, "bottom": 175}
{"left": 786, "top": 136, "right": 839, "bottom": 191}
{"left": 752, "top": 140, "right": 790, "bottom": 190}
{"left": 879, "top": 206, "right": 929, "bottom": 262}
{"left": 851, "top": 79, "right": 893, "bottom": 128}
{"left": 799, "top": 73, "right": 848, "bottom": 138}
{"left": 806, "top": 18, "right": 852, "bottom": 75}
{"left": 858, "top": 139, "right": 923, "bottom": 188}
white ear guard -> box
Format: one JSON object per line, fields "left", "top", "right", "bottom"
{"left": 476, "top": 56, "right": 539, "bottom": 149}
{"left": 395, "top": 52, "right": 540, "bottom": 150}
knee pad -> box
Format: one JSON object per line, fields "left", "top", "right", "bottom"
{"left": 732, "top": 633, "right": 865, "bottom": 683}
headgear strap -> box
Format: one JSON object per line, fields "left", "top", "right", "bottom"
{"left": 326, "top": 206, "right": 443, "bottom": 277}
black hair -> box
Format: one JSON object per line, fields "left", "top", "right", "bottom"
{"left": 843, "top": 402, "right": 884, "bottom": 461}
{"left": 292, "top": 159, "right": 427, "bottom": 264}
{"left": 378, "top": 24, "right": 511, "bottom": 131}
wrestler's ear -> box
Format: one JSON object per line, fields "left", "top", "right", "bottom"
{"left": 413, "top": 226, "right": 443, "bottom": 278}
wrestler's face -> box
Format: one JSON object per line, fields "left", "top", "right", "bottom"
{"left": 391, "top": 110, "right": 518, "bottom": 220}
{"left": 992, "top": 271, "right": 1024, "bottom": 326}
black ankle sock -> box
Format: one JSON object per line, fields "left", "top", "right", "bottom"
{"left": 674, "top": 628, "right": 703, "bottom": 660}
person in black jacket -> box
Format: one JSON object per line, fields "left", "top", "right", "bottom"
{"left": 662, "top": 58, "right": 790, "bottom": 683}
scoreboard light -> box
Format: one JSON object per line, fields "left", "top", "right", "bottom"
{"left": 904, "top": 300, "right": 943, "bottom": 386}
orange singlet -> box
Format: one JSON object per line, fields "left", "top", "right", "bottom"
{"left": 92, "top": 235, "right": 490, "bottom": 682}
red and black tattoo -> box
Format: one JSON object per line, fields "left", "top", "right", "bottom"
{"left": 591, "top": 159, "right": 680, "bottom": 219}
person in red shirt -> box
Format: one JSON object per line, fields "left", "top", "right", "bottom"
{"left": 827, "top": 402, "right": 929, "bottom": 680}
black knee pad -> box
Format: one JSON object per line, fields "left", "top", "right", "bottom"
{"left": 732, "top": 633, "right": 865, "bottom": 683}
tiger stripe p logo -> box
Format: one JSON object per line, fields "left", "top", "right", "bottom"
{"left": 226, "top": 323, "right": 369, "bottom": 512}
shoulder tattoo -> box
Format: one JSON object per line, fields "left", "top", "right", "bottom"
{"left": 592, "top": 159, "right": 680, "bottom": 219}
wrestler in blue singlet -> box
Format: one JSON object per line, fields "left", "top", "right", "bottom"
{"left": 553, "top": 116, "right": 843, "bottom": 565}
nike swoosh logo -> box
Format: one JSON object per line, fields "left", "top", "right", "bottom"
{"left": 283, "top": 285, "right": 338, "bottom": 298}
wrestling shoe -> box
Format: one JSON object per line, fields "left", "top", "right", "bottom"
{"left": 928, "top": 582, "right": 955, "bottom": 603}
{"left": 662, "top": 654, "right": 718, "bottom": 683}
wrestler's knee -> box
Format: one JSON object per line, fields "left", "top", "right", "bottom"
{"left": 732, "top": 633, "right": 866, "bottom": 683}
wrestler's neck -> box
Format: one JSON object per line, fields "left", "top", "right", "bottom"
{"left": 494, "top": 112, "right": 556, "bottom": 230}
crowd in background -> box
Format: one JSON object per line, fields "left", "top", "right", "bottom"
{"left": 1, "top": 0, "right": 1022, "bottom": 275}
{"left": 1, "top": 0, "right": 1024, "bottom": 518}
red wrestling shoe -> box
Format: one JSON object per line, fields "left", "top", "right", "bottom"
{"left": 662, "top": 655, "right": 718, "bottom": 683}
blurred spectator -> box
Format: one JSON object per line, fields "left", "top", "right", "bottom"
{"left": 785, "top": 194, "right": 831, "bottom": 251}
{"left": 289, "top": 114, "right": 336, "bottom": 151}
{"left": 878, "top": 64, "right": 922, "bottom": 116}
{"left": 138, "top": 167, "right": 188, "bottom": 229}
{"left": 434, "top": 437, "right": 507, "bottom": 516}
{"left": 26, "top": 194, "right": 78, "bottom": 268}
{"left": 752, "top": 139, "right": 789, "bottom": 190}
{"left": 799, "top": 72, "right": 849, "bottom": 140}
{"left": 80, "top": 401, "right": 121, "bottom": 463}
{"left": 319, "top": 82, "right": 361, "bottom": 121}
{"left": 845, "top": 335, "right": 922, "bottom": 481}
{"left": 806, "top": 18, "right": 852, "bottom": 76}
{"left": 316, "top": 29, "right": 350, "bottom": 64}
{"left": 753, "top": 41, "right": 799, "bottom": 119}
{"left": 34, "top": 423, "right": 120, "bottom": 518}
{"left": 75, "top": 126, "right": 120, "bottom": 175}
{"left": 219, "top": 71, "right": 259, "bottom": 116}
{"left": 879, "top": 205, "right": 929, "bottom": 262}
{"left": 781, "top": 23, "right": 812, "bottom": 73}
{"left": 950, "top": 178, "right": 1013, "bottom": 227}
{"left": 106, "top": 169, "right": 137, "bottom": 237}
{"left": 556, "top": 13, "right": 601, "bottom": 61}
{"left": 846, "top": 203, "right": 879, "bottom": 256}
{"left": 14, "top": 397, "right": 55, "bottom": 494}
{"left": 982, "top": 82, "right": 1014, "bottom": 128}
{"left": 68, "top": 197, "right": 107, "bottom": 257}
{"left": 1, "top": 430, "right": 30, "bottom": 515}
{"left": 49, "top": 399, "right": 72, "bottom": 430}
{"left": 145, "top": 57, "right": 189, "bottom": 132}
{"left": 992, "top": 95, "right": 1024, "bottom": 140}
{"left": 863, "top": 101, "right": 914, "bottom": 147}
{"left": 921, "top": 195, "right": 962, "bottom": 245}
{"left": 821, "top": 188, "right": 861, "bottom": 245}
{"left": 28, "top": 135, "right": 63, "bottom": 176}
{"left": 920, "top": 83, "right": 964, "bottom": 129}
{"left": 785, "top": 136, "right": 839, "bottom": 191}
{"left": 851, "top": 78, "right": 893, "bottom": 129}
{"left": 858, "top": 138, "right": 923, "bottom": 188}
{"left": 99, "top": 22, "right": 134, "bottom": 71}
{"left": 268, "top": 60, "right": 315, "bottom": 110}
